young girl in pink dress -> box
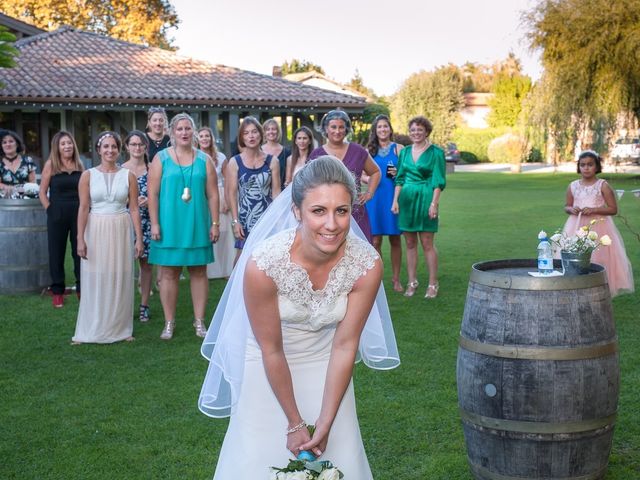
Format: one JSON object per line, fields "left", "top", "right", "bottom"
{"left": 562, "top": 150, "right": 634, "bottom": 297}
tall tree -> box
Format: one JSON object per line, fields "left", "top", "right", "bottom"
{"left": 0, "top": 0, "right": 179, "bottom": 49}
{"left": 280, "top": 59, "right": 325, "bottom": 75}
{"left": 525, "top": 0, "right": 640, "bottom": 121}
{"left": 487, "top": 73, "right": 532, "bottom": 128}
{"left": 390, "top": 67, "right": 464, "bottom": 144}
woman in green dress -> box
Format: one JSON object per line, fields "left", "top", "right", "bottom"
{"left": 148, "top": 113, "right": 220, "bottom": 340}
{"left": 391, "top": 116, "right": 446, "bottom": 298}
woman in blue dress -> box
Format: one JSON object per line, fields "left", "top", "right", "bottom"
{"left": 365, "top": 115, "right": 404, "bottom": 292}
{"left": 225, "top": 116, "right": 281, "bottom": 265}
{"left": 148, "top": 114, "right": 220, "bottom": 340}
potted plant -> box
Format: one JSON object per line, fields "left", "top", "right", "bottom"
{"left": 549, "top": 220, "right": 611, "bottom": 275}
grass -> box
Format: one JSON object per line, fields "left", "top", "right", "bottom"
{"left": 1, "top": 172, "right": 639, "bottom": 479}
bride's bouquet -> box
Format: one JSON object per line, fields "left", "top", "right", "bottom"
{"left": 270, "top": 426, "right": 343, "bottom": 479}
{"left": 269, "top": 458, "right": 343, "bottom": 479}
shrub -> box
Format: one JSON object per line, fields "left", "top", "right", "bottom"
{"left": 460, "top": 151, "right": 479, "bottom": 163}
{"left": 487, "top": 133, "right": 528, "bottom": 164}
{"left": 451, "top": 126, "right": 509, "bottom": 161}
{"left": 527, "top": 147, "right": 543, "bottom": 163}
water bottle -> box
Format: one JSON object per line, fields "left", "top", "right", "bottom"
{"left": 537, "top": 231, "right": 553, "bottom": 275}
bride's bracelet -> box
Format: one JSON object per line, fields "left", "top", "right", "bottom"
{"left": 286, "top": 420, "right": 307, "bottom": 435}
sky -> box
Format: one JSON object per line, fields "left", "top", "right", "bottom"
{"left": 170, "top": 0, "right": 542, "bottom": 97}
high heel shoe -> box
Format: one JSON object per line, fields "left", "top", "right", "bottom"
{"left": 392, "top": 279, "right": 404, "bottom": 293}
{"left": 425, "top": 283, "right": 439, "bottom": 299}
{"left": 404, "top": 280, "right": 419, "bottom": 297}
{"left": 193, "top": 318, "right": 207, "bottom": 338}
{"left": 160, "top": 320, "right": 175, "bottom": 340}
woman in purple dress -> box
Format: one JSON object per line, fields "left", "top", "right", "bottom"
{"left": 309, "top": 110, "right": 381, "bottom": 243}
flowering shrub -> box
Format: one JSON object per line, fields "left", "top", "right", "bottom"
{"left": 550, "top": 219, "right": 611, "bottom": 254}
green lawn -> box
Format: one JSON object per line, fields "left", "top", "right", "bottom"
{"left": 1, "top": 172, "right": 639, "bottom": 479}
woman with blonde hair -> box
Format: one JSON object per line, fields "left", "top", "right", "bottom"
{"left": 261, "top": 118, "right": 289, "bottom": 187}
{"left": 198, "top": 127, "right": 234, "bottom": 279}
{"left": 39, "top": 131, "right": 85, "bottom": 308}
{"left": 148, "top": 113, "right": 220, "bottom": 340}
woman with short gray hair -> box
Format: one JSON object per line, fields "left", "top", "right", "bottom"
{"left": 309, "top": 110, "right": 381, "bottom": 242}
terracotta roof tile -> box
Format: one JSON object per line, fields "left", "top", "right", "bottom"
{"left": 0, "top": 27, "right": 366, "bottom": 108}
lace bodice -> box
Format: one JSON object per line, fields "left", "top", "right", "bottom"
{"left": 252, "top": 228, "right": 379, "bottom": 331}
{"left": 89, "top": 168, "right": 130, "bottom": 214}
{"left": 570, "top": 178, "right": 606, "bottom": 209}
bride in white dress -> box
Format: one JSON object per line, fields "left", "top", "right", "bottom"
{"left": 199, "top": 156, "right": 400, "bottom": 478}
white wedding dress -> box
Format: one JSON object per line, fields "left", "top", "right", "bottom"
{"left": 212, "top": 228, "right": 376, "bottom": 479}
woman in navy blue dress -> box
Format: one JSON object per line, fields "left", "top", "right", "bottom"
{"left": 225, "top": 117, "right": 280, "bottom": 264}
{"left": 365, "top": 115, "right": 404, "bottom": 292}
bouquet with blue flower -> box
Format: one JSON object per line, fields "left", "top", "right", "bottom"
{"left": 270, "top": 426, "right": 343, "bottom": 479}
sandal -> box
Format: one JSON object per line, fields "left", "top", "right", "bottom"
{"left": 139, "top": 304, "right": 150, "bottom": 323}
{"left": 404, "top": 280, "right": 419, "bottom": 297}
{"left": 425, "top": 283, "right": 439, "bottom": 299}
{"left": 160, "top": 320, "right": 175, "bottom": 340}
{"left": 193, "top": 318, "right": 207, "bottom": 338}
{"left": 392, "top": 279, "right": 404, "bottom": 293}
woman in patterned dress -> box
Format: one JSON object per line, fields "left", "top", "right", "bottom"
{"left": 225, "top": 116, "right": 280, "bottom": 264}
{"left": 0, "top": 130, "right": 36, "bottom": 195}
{"left": 122, "top": 130, "right": 153, "bottom": 322}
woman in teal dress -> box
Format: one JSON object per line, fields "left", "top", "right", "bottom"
{"left": 391, "top": 116, "right": 446, "bottom": 299}
{"left": 148, "top": 113, "right": 220, "bottom": 340}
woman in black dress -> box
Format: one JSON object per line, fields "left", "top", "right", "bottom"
{"left": 39, "top": 131, "right": 85, "bottom": 308}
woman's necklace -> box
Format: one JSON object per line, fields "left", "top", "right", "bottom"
{"left": 3, "top": 154, "right": 19, "bottom": 162}
{"left": 175, "top": 147, "right": 194, "bottom": 203}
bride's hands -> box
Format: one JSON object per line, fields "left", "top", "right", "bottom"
{"left": 299, "top": 422, "right": 329, "bottom": 458}
{"left": 286, "top": 428, "right": 312, "bottom": 457}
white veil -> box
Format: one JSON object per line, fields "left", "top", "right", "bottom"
{"left": 198, "top": 184, "right": 401, "bottom": 418}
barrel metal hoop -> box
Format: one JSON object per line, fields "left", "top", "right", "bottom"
{"left": 0, "top": 263, "right": 49, "bottom": 271}
{"left": 468, "top": 460, "right": 608, "bottom": 480}
{"left": 459, "top": 335, "right": 618, "bottom": 360}
{"left": 470, "top": 263, "right": 606, "bottom": 290}
{"left": 460, "top": 408, "right": 617, "bottom": 434}
{"left": 0, "top": 226, "right": 48, "bottom": 233}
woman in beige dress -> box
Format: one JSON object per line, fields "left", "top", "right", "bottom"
{"left": 72, "top": 131, "right": 143, "bottom": 344}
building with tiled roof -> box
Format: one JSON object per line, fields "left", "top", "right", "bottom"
{"left": 0, "top": 22, "right": 366, "bottom": 166}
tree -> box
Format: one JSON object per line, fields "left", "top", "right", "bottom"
{"left": 280, "top": 59, "right": 325, "bottom": 75}
{"left": 525, "top": 0, "right": 640, "bottom": 123}
{"left": 487, "top": 73, "right": 532, "bottom": 128}
{"left": 0, "top": 26, "right": 18, "bottom": 69}
{"left": 0, "top": 0, "right": 179, "bottom": 49}
{"left": 347, "top": 69, "right": 375, "bottom": 98}
{"left": 390, "top": 67, "right": 464, "bottom": 144}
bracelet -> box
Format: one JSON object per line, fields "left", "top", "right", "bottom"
{"left": 431, "top": 203, "right": 438, "bottom": 207}
{"left": 286, "top": 420, "right": 307, "bottom": 435}
{"left": 211, "top": 221, "right": 220, "bottom": 226}
{"left": 231, "top": 219, "right": 239, "bottom": 226}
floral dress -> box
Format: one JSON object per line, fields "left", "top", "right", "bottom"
{"left": 1, "top": 156, "right": 36, "bottom": 184}
{"left": 136, "top": 172, "right": 151, "bottom": 258}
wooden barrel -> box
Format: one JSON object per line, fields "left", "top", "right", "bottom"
{"left": 0, "top": 198, "right": 50, "bottom": 293}
{"left": 457, "top": 259, "right": 619, "bottom": 480}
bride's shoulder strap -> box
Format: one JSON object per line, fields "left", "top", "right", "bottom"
{"left": 251, "top": 228, "right": 295, "bottom": 278}
{"left": 337, "top": 235, "right": 380, "bottom": 291}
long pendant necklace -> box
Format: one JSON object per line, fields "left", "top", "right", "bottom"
{"left": 175, "top": 147, "right": 194, "bottom": 203}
